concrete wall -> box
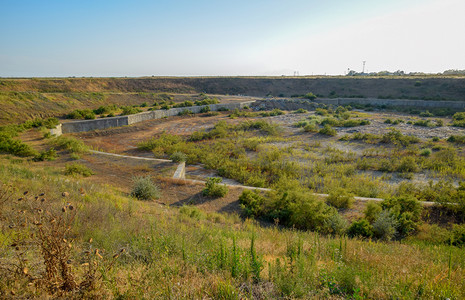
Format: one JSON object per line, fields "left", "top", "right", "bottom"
{"left": 252, "top": 98, "right": 465, "bottom": 111}
{"left": 314, "top": 98, "right": 465, "bottom": 109}
{"left": 52, "top": 101, "right": 255, "bottom": 135}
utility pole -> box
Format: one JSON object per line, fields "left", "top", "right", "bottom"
{"left": 362, "top": 61, "right": 366, "bottom": 73}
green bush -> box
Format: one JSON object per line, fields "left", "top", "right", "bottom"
{"left": 239, "top": 189, "right": 264, "bottom": 217}
{"left": 260, "top": 109, "right": 284, "bottom": 117}
{"left": 364, "top": 201, "right": 382, "bottom": 223}
{"left": 294, "top": 108, "right": 308, "bottom": 114}
{"left": 131, "top": 176, "right": 161, "bottom": 200}
{"left": 286, "top": 191, "right": 333, "bottom": 231}
{"left": 326, "top": 188, "right": 354, "bottom": 209}
{"left": 33, "top": 148, "right": 58, "bottom": 161}
{"left": 178, "top": 109, "right": 193, "bottom": 116}
{"left": 382, "top": 196, "right": 422, "bottom": 238}
{"left": 200, "top": 106, "right": 211, "bottom": 113}
{"left": 51, "top": 136, "right": 89, "bottom": 153}
{"left": 342, "top": 119, "right": 370, "bottom": 127}
{"left": 0, "top": 132, "right": 37, "bottom": 157}
{"left": 323, "top": 210, "right": 349, "bottom": 236}
{"left": 315, "top": 108, "right": 328, "bottom": 116}
{"left": 396, "top": 156, "right": 419, "bottom": 173}
{"left": 120, "top": 106, "right": 142, "bottom": 115}
{"left": 381, "top": 128, "right": 419, "bottom": 146}
{"left": 320, "top": 117, "right": 339, "bottom": 126}
{"left": 420, "top": 148, "right": 432, "bottom": 157}
{"left": 452, "top": 112, "right": 465, "bottom": 121}
{"left": 303, "top": 123, "right": 319, "bottom": 133}
{"left": 170, "top": 151, "right": 187, "bottom": 162}
{"left": 174, "top": 101, "right": 194, "bottom": 108}
{"left": 64, "top": 162, "right": 94, "bottom": 177}
{"left": 447, "top": 135, "right": 465, "bottom": 144}
{"left": 303, "top": 92, "right": 317, "bottom": 100}
{"left": 449, "top": 224, "right": 465, "bottom": 247}
{"left": 372, "top": 210, "right": 398, "bottom": 241}
{"left": 67, "top": 109, "right": 95, "bottom": 120}
{"left": 319, "top": 125, "right": 337, "bottom": 136}
{"left": 203, "top": 177, "right": 228, "bottom": 198}
{"left": 347, "top": 219, "right": 373, "bottom": 238}
{"left": 195, "top": 98, "right": 220, "bottom": 106}
{"left": 419, "top": 111, "right": 434, "bottom": 117}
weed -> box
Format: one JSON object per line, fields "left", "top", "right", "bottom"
{"left": 203, "top": 177, "right": 228, "bottom": 198}
{"left": 65, "top": 163, "right": 94, "bottom": 177}
{"left": 130, "top": 176, "right": 160, "bottom": 200}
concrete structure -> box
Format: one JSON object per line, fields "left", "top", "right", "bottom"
{"left": 173, "top": 162, "right": 186, "bottom": 179}
{"left": 252, "top": 98, "right": 465, "bottom": 111}
{"left": 51, "top": 101, "right": 254, "bottom": 136}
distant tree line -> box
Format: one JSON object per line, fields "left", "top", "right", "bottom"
{"left": 346, "top": 69, "right": 465, "bottom": 76}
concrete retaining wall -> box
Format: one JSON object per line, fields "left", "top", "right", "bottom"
{"left": 314, "top": 98, "right": 465, "bottom": 109}
{"left": 52, "top": 101, "right": 255, "bottom": 135}
{"left": 252, "top": 98, "right": 465, "bottom": 111}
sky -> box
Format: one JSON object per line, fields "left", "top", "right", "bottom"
{"left": 1, "top": 0, "right": 464, "bottom": 77}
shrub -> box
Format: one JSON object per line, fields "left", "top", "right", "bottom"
{"left": 203, "top": 177, "right": 228, "bottom": 198}
{"left": 33, "top": 148, "right": 58, "bottom": 161}
{"left": 67, "top": 109, "right": 96, "bottom": 120}
{"left": 294, "top": 108, "right": 308, "bottom": 114}
{"left": 303, "top": 123, "right": 319, "bottom": 132}
{"left": 396, "top": 156, "right": 419, "bottom": 173}
{"left": 239, "top": 190, "right": 264, "bottom": 217}
{"left": 382, "top": 196, "right": 422, "bottom": 238}
{"left": 285, "top": 191, "right": 332, "bottom": 231}
{"left": 178, "top": 109, "right": 193, "bottom": 116}
{"left": 174, "top": 101, "right": 194, "bottom": 108}
{"left": 315, "top": 108, "right": 328, "bottom": 116}
{"left": 381, "top": 128, "right": 419, "bottom": 146}
{"left": 200, "top": 106, "right": 211, "bottom": 113}
{"left": 120, "top": 106, "right": 142, "bottom": 115}
{"left": 260, "top": 109, "right": 284, "bottom": 117}
{"left": 323, "top": 210, "right": 349, "bottom": 236}
{"left": 452, "top": 112, "right": 465, "bottom": 121}
{"left": 131, "top": 176, "right": 161, "bottom": 200}
{"left": 195, "top": 98, "right": 220, "bottom": 106}
{"left": 0, "top": 132, "right": 37, "bottom": 157}
{"left": 304, "top": 92, "right": 317, "bottom": 100}
{"left": 364, "top": 201, "right": 382, "bottom": 223}
{"left": 372, "top": 210, "right": 398, "bottom": 241}
{"left": 420, "top": 148, "right": 432, "bottom": 157}
{"left": 347, "top": 219, "right": 373, "bottom": 238}
{"left": 342, "top": 119, "right": 370, "bottom": 127}
{"left": 169, "top": 151, "right": 187, "bottom": 162}
{"left": 320, "top": 117, "right": 339, "bottom": 126}
{"left": 447, "top": 135, "right": 465, "bottom": 144}
{"left": 93, "top": 105, "right": 117, "bottom": 115}
{"left": 319, "top": 125, "right": 337, "bottom": 136}
{"left": 51, "top": 136, "right": 89, "bottom": 153}
{"left": 419, "top": 111, "right": 434, "bottom": 117}
{"left": 449, "top": 224, "right": 465, "bottom": 247}
{"left": 64, "top": 162, "right": 94, "bottom": 177}
{"left": 326, "top": 188, "right": 354, "bottom": 209}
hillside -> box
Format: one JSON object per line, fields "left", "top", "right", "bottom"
{"left": 1, "top": 76, "right": 465, "bottom": 125}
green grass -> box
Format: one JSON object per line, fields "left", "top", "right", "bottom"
{"left": 0, "top": 157, "right": 464, "bottom": 299}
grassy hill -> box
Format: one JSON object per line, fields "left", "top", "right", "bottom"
{"left": 0, "top": 155, "right": 464, "bottom": 299}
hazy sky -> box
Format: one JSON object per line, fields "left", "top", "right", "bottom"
{"left": 1, "top": 0, "right": 464, "bottom": 77}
